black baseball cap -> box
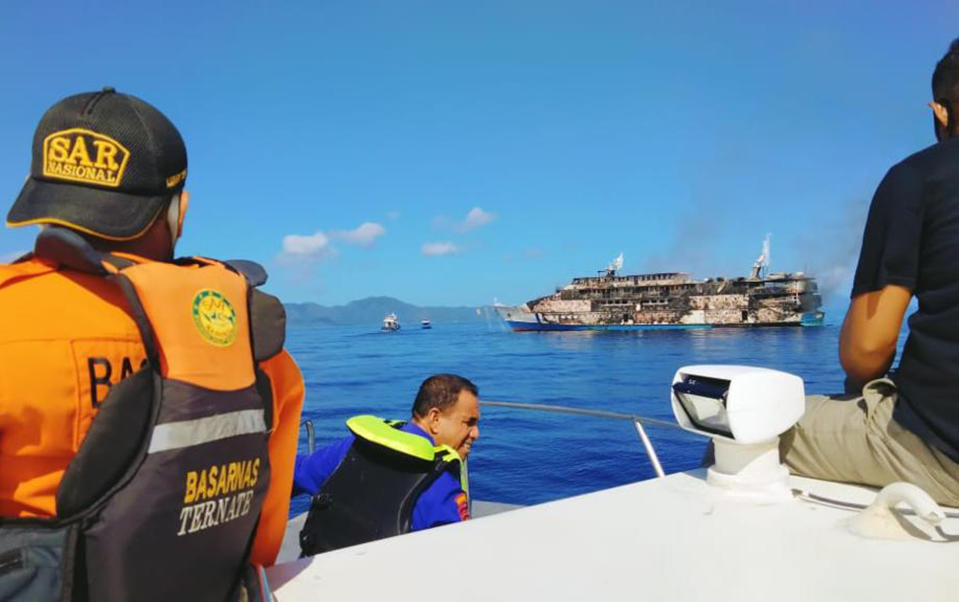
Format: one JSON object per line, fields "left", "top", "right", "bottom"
{"left": 7, "top": 88, "right": 187, "bottom": 240}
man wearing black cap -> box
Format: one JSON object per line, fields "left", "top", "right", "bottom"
{"left": 7, "top": 87, "right": 190, "bottom": 244}
{"left": 780, "top": 39, "right": 959, "bottom": 507}
{"left": 0, "top": 89, "right": 304, "bottom": 600}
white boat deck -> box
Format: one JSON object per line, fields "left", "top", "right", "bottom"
{"left": 268, "top": 470, "right": 959, "bottom": 601}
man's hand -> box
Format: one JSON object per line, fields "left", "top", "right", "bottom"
{"left": 839, "top": 285, "right": 912, "bottom": 385}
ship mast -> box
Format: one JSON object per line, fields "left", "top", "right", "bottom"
{"left": 749, "top": 234, "right": 771, "bottom": 280}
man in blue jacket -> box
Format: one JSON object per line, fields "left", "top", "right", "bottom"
{"left": 295, "top": 374, "right": 480, "bottom": 554}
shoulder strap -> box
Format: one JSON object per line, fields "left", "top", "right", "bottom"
{"left": 250, "top": 290, "right": 285, "bottom": 361}
{"left": 28, "top": 227, "right": 158, "bottom": 363}
{"left": 224, "top": 260, "right": 268, "bottom": 288}
{"left": 432, "top": 444, "right": 467, "bottom": 493}
{"left": 224, "top": 259, "right": 283, "bottom": 360}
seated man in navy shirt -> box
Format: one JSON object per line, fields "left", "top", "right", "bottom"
{"left": 295, "top": 374, "right": 480, "bottom": 554}
{"left": 780, "top": 39, "right": 959, "bottom": 506}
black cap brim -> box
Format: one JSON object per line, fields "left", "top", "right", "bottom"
{"left": 7, "top": 178, "right": 169, "bottom": 240}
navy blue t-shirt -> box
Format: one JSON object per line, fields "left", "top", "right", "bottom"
{"left": 292, "top": 422, "right": 468, "bottom": 530}
{"left": 852, "top": 136, "right": 959, "bottom": 462}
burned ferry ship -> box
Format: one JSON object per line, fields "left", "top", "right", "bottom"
{"left": 495, "top": 238, "right": 824, "bottom": 331}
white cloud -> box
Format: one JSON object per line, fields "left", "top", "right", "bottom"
{"left": 279, "top": 221, "right": 386, "bottom": 264}
{"left": 281, "top": 231, "right": 334, "bottom": 259}
{"left": 433, "top": 207, "right": 497, "bottom": 233}
{"left": 387, "top": 211, "right": 400, "bottom": 221}
{"left": 461, "top": 207, "right": 495, "bottom": 231}
{"left": 422, "top": 241, "right": 460, "bottom": 257}
{"left": 330, "top": 222, "right": 386, "bottom": 248}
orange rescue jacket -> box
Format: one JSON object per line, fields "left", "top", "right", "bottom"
{"left": 0, "top": 253, "right": 304, "bottom": 566}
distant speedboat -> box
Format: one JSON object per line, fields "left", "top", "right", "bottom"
{"left": 382, "top": 313, "right": 400, "bottom": 332}
{"left": 421, "top": 319, "right": 432, "bottom": 329}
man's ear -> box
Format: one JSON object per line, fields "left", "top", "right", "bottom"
{"left": 929, "top": 101, "right": 950, "bottom": 129}
{"left": 424, "top": 407, "right": 441, "bottom": 434}
{"left": 177, "top": 190, "right": 190, "bottom": 239}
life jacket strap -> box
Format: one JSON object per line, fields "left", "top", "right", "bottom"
{"left": 223, "top": 259, "right": 268, "bottom": 287}
{"left": 31, "top": 228, "right": 159, "bottom": 365}
{"left": 432, "top": 444, "right": 467, "bottom": 493}
{"left": 33, "top": 226, "right": 132, "bottom": 275}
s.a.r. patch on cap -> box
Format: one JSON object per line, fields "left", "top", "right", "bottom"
{"left": 42, "top": 128, "right": 130, "bottom": 188}
{"left": 192, "top": 289, "right": 238, "bottom": 347}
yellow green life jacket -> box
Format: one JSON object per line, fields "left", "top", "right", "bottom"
{"left": 299, "top": 415, "right": 466, "bottom": 556}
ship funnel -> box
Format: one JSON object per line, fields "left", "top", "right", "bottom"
{"left": 607, "top": 252, "right": 624, "bottom": 274}
{"left": 762, "top": 233, "right": 771, "bottom": 270}
{"left": 749, "top": 234, "right": 771, "bottom": 279}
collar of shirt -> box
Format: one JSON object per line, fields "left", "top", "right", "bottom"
{"left": 399, "top": 421, "right": 435, "bottom": 446}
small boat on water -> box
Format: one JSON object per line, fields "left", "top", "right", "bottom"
{"left": 381, "top": 313, "right": 400, "bottom": 331}
{"left": 420, "top": 318, "right": 432, "bottom": 329}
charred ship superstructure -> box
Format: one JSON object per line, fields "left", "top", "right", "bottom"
{"left": 495, "top": 238, "right": 823, "bottom": 331}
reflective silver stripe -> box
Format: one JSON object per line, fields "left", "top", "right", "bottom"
{"left": 148, "top": 409, "right": 266, "bottom": 454}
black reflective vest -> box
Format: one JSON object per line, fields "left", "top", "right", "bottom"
{"left": 299, "top": 416, "right": 465, "bottom": 556}
{"left": 0, "top": 227, "right": 286, "bottom": 602}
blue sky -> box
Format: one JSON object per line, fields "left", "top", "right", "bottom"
{"left": 1, "top": 2, "right": 956, "bottom": 318}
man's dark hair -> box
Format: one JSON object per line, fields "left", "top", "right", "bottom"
{"left": 932, "top": 38, "right": 959, "bottom": 106}
{"left": 411, "top": 374, "right": 478, "bottom": 417}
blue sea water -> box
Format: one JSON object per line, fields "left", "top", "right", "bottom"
{"left": 287, "top": 321, "right": 848, "bottom": 516}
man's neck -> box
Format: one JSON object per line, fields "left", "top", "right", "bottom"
{"left": 410, "top": 416, "right": 430, "bottom": 435}
{"left": 79, "top": 212, "right": 174, "bottom": 262}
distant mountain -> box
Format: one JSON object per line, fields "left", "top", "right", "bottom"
{"left": 284, "top": 296, "right": 484, "bottom": 325}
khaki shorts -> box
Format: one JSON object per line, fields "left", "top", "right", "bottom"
{"left": 779, "top": 378, "right": 959, "bottom": 508}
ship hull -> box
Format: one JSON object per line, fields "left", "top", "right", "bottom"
{"left": 506, "top": 321, "right": 713, "bottom": 332}
{"left": 496, "top": 305, "right": 824, "bottom": 332}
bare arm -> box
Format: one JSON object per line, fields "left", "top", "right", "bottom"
{"left": 839, "top": 284, "right": 912, "bottom": 384}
